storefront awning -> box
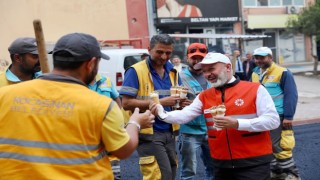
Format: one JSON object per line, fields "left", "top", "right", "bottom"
{"left": 248, "top": 14, "right": 298, "bottom": 29}
{"left": 168, "top": 33, "right": 270, "bottom": 39}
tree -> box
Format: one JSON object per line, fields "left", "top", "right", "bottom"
{"left": 286, "top": 0, "right": 320, "bottom": 74}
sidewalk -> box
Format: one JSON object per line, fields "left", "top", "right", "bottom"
{"left": 291, "top": 75, "right": 320, "bottom": 125}
{"left": 284, "top": 63, "right": 320, "bottom": 125}
{"left": 283, "top": 62, "right": 320, "bottom": 74}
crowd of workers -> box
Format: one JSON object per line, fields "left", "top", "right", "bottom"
{"left": 0, "top": 33, "right": 300, "bottom": 180}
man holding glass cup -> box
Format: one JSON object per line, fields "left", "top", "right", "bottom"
{"left": 120, "top": 34, "right": 184, "bottom": 180}
{"left": 150, "top": 52, "right": 280, "bottom": 180}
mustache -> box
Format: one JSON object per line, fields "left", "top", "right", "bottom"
{"left": 34, "top": 62, "right": 41, "bottom": 67}
{"left": 33, "top": 62, "right": 41, "bottom": 72}
{"left": 207, "top": 74, "right": 217, "bottom": 80}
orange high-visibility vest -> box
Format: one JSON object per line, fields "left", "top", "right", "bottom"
{"left": 199, "top": 81, "right": 273, "bottom": 168}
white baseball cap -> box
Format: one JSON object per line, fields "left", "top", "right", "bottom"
{"left": 253, "top": 47, "right": 272, "bottom": 56}
{"left": 194, "top": 52, "right": 231, "bottom": 69}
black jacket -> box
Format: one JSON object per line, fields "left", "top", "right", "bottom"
{"left": 243, "top": 59, "right": 257, "bottom": 81}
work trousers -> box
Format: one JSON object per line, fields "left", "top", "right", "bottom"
{"left": 137, "top": 131, "right": 177, "bottom": 180}
{"left": 270, "top": 116, "right": 300, "bottom": 178}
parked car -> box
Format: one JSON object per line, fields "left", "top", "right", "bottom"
{"left": 99, "top": 49, "right": 149, "bottom": 90}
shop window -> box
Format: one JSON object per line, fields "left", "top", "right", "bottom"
{"left": 270, "top": 0, "right": 281, "bottom": 6}
{"left": 243, "top": 0, "right": 304, "bottom": 7}
{"left": 283, "top": 0, "right": 292, "bottom": 5}
{"left": 294, "top": 0, "right": 304, "bottom": 5}
{"left": 258, "top": 0, "right": 268, "bottom": 6}
{"left": 283, "top": 0, "right": 304, "bottom": 6}
{"left": 279, "top": 32, "right": 305, "bottom": 63}
{"left": 243, "top": 0, "right": 256, "bottom": 6}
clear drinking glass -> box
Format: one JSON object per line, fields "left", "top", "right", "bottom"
{"left": 149, "top": 91, "right": 160, "bottom": 104}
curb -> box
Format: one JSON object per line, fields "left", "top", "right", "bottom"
{"left": 293, "top": 117, "right": 320, "bottom": 126}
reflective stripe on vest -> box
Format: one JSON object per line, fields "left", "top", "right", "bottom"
{"left": 0, "top": 151, "right": 106, "bottom": 165}
{"left": 206, "top": 113, "right": 258, "bottom": 130}
{"left": 121, "top": 85, "right": 137, "bottom": 95}
{"left": 206, "top": 113, "right": 258, "bottom": 123}
{"left": 0, "top": 137, "right": 100, "bottom": 150}
{"left": 272, "top": 94, "right": 284, "bottom": 99}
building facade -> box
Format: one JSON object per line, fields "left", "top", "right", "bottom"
{"left": 0, "top": 0, "right": 314, "bottom": 65}
{"left": 0, "top": 0, "right": 150, "bottom": 63}
{"left": 242, "top": 0, "right": 314, "bottom": 64}
{"left": 147, "top": 0, "right": 314, "bottom": 64}
{"left": 149, "top": 0, "right": 241, "bottom": 61}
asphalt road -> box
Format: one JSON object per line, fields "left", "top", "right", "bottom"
{"left": 120, "top": 123, "right": 320, "bottom": 180}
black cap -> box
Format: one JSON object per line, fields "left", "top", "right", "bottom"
{"left": 52, "top": 33, "right": 109, "bottom": 61}
{"left": 8, "top": 37, "right": 38, "bottom": 55}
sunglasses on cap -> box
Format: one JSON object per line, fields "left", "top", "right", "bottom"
{"left": 188, "top": 48, "right": 207, "bottom": 54}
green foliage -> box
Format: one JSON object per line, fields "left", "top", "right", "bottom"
{"left": 286, "top": 0, "right": 320, "bottom": 36}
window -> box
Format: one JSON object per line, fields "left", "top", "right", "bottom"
{"left": 123, "top": 55, "right": 142, "bottom": 70}
{"left": 270, "top": 0, "right": 281, "bottom": 6}
{"left": 283, "top": 0, "right": 304, "bottom": 5}
{"left": 243, "top": 0, "right": 304, "bottom": 7}
{"left": 243, "top": 0, "right": 256, "bottom": 6}
{"left": 258, "top": 0, "right": 268, "bottom": 6}
{"left": 283, "top": 0, "right": 292, "bottom": 5}
{"left": 294, "top": 0, "right": 304, "bottom": 5}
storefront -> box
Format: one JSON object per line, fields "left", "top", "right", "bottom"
{"left": 147, "top": 0, "right": 312, "bottom": 64}
{"left": 247, "top": 14, "right": 306, "bottom": 64}
{"left": 153, "top": 0, "right": 241, "bottom": 61}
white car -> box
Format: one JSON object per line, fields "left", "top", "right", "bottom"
{"left": 99, "top": 49, "right": 149, "bottom": 91}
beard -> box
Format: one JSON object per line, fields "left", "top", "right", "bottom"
{"left": 84, "top": 63, "right": 98, "bottom": 85}
{"left": 189, "top": 63, "right": 202, "bottom": 72}
{"left": 20, "top": 58, "right": 41, "bottom": 74}
{"left": 19, "top": 65, "right": 31, "bottom": 74}
{"left": 256, "top": 61, "right": 271, "bottom": 70}
{"left": 261, "top": 62, "right": 271, "bottom": 70}
{"left": 211, "top": 68, "right": 229, "bottom": 88}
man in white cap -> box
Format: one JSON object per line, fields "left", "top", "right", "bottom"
{"left": 150, "top": 52, "right": 280, "bottom": 180}
{"left": 251, "top": 47, "right": 300, "bottom": 180}
{"left": 0, "top": 37, "right": 41, "bottom": 87}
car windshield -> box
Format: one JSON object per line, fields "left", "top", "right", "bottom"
{"left": 123, "top": 55, "right": 143, "bottom": 70}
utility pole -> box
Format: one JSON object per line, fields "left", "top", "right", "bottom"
{"left": 239, "top": 0, "right": 246, "bottom": 54}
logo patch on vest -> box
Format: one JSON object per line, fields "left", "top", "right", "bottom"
{"left": 100, "top": 81, "right": 109, "bottom": 88}
{"left": 204, "top": 109, "right": 213, "bottom": 114}
{"left": 235, "top": 99, "right": 244, "bottom": 106}
{"left": 266, "top": 75, "right": 275, "bottom": 81}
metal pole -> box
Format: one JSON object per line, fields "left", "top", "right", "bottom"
{"left": 146, "top": 0, "right": 157, "bottom": 38}
{"left": 239, "top": 0, "right": 246, "bottom": 54}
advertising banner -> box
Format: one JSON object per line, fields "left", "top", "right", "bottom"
{"left": 156, "top": 0, "right": 240, "bottom": 25}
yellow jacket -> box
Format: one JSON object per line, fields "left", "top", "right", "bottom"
{"left": 0, "top": 78, "right": 127, "bottom": 179}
